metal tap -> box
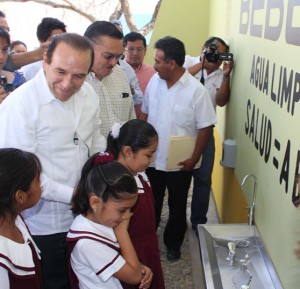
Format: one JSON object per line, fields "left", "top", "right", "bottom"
{"left": 241, "top": 174, "right": 257, "bottom": 226}
{"left": 227, "top": 241, "right": 237, "bottom": 265}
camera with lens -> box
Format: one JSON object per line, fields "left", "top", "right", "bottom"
{"left": 204, "top": 43, "right": 233, "bottom": 63}
{"left": 0, "top": 76, "right": 14, "bottom": 92}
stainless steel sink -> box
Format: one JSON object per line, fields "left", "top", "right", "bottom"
{"left": 197, "top": 224, "right": 283, "bottom": 289}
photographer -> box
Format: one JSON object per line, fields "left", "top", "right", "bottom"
{"left": 0, "top": 27, "right": 26, "bottom": 103}
{"left": 183, "top": 36, "right": 234, "bottom": 231}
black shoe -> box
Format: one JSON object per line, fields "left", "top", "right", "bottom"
{"left": 167, "top": 249, "right": 181, "bottom": 262}
{"left": 192, "top": 224, "right": 199, "bottom": 238}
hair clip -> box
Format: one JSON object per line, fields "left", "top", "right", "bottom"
{"left": 111, "top": 122, "right": 122, "bottom": 139}
{"left": 94, "top": 152, "right": 115, "bottom": 165}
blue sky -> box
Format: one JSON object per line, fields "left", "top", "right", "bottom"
{"left": 120, "top": 14, "right": 153, "bottom": 44}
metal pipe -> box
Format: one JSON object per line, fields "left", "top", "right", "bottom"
{"left": 241, "top": 174, "right": 257, "bottom": 225}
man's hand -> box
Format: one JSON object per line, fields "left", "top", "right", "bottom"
{"left": 35, "top": 41, "right": 50, "bottom": 60}
{"left": 178, "top": 157, "right": 199, "bottom": 171}
{"left": 130, "top": 85, "right": 135, "bottom": 95}
{"left": 223, "top": 59, "right": 234, "bottom": 76}
{"left": 9, "top": 41, "right": 51, "bottom": 69}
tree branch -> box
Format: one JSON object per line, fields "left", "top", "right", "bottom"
{"left": 139, "top": 0, "right": 161, "bottom": 36}
{"left": 121, "top": 0, "right": 137, "bottom": 31}
{"left": 109, "top": 0, "right": 122, "bottom": 21}
{"left": 0, "top": 0, "right": 162, "bottom": 36}
{"left": 0, "top": 0, "right": 97, "bottom": 21}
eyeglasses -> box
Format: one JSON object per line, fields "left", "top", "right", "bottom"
{"left": 125, "top": 47, "right": 145, "bottom": 53}
{"left": 102, "top": 52, "right": 124, "bottom": 62}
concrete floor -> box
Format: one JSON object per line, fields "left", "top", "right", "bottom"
{"left": 187, "top": 193, "right": 220, "bottom": 289}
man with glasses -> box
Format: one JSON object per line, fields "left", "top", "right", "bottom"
{"left": 84, "top": 21, "right": 136, "bottom": 137}
{"left": 123, "top": 32, "right": 156, "bottom": 117}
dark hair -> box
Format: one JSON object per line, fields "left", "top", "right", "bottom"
{"left": 0, "top": 26, "right": 10, "bottom": 46}
{"left": 204, "top": 36, "right": 229, "bottom": 52}
{"left": 10, "top": 40, "right": 27, "bottom": 50}
{"left": 37, "top": 17, "right": 66, "bottom": 42}
{"left": 84, "top": 20, "right": 123, "bottom": 43}
{"left": 71, "top": 153, "right": 137, "bottom": 215}
{"left": 0, "top": 11, "right": 6, "bottom": 18}
{"left": 46, "top": 33, "right": 94, "bottom": 72}
{"left": 123, "top": 32, "right": 146, "bottom": 48}
{"left": 106, "top": 119, "right": 158, "bottom": 157}
{"left": 154, "top": 36, "right": 185, "bottom": 67}
{"left": 0, "top": 148, "right": 42, "bottom": 219}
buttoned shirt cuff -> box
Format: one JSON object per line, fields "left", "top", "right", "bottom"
{"left": 41, "top": 174, "right": 74, "bottom": 204}
{"left": 52, "top": 183, "right": 74, "bottom": 204}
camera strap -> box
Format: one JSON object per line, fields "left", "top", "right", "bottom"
{"left": 200, "top": 71, "right": 205, "bottom": 85}
{"left": 200, "top": 63, "right": 205, "bottom": 85}
{"left": 200, "top": 55, "right": 205, "bottom": 85}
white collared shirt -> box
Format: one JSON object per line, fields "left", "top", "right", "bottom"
{"left": 0, "top": 216, "right": 41, "bottom": 288}
{"left": 68, "top": 215, "right": 125, "bottom": 289}
{"left": 0, "top": 69, "right": 106, "bottom": 235}
{"left": 184, "top": 55, "right": 223, "bottom": 109}
{"left": 20, "top": 60, "right": 43, "bottom": 81}
{"left": 142, "top": 70, "right": 217, "bottom": 171}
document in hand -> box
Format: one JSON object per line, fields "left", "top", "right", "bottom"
{"left": 166, "top": 136, "right": 202, "bottom": 170}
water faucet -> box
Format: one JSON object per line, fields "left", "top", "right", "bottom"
{"left": 227, "top": 241, "right": 237, "bottom": 265}
{"left": 241, "top": 174, "right": 257, "bottom": 226}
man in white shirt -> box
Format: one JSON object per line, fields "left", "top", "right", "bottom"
{"left": 84, "top": 21, "right": 136, "bottom": 137}
{"left": 123, "top": 32, "right": 156, "bottom": 118}
{"left": 140, "top": 36, "right": 217, "bottom": 262}
{"left": 0, "top": 33, "right": 106, "bottom": 289}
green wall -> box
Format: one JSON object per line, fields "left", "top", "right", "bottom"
{"left": 151, "top": 0, "right": 300, "bottom": 288}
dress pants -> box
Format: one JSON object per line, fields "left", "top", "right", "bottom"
{"left": 146, "top": 168, "right": 192, "bottom": 251}
{"left": 191, "top": 131, "right": 215, "bottom": 227}
{"left": 33, "top": 232, "right": 70, "bottom": 289}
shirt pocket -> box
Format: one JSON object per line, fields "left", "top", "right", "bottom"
{"left": 173, "top": 104, "right": 194, "bottom": 127}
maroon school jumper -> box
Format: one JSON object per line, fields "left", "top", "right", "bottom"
{"left": 122, "top": 173, "right": 165, "bottom": 289}
{"left": 8, "top": 241, "right": 43, "bottom": 289}
{"left": 0, "top": 217, "right": 43, "bottom": 289}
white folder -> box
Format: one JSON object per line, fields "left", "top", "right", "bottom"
{"left": 166, "top": 136, "right": 202, "bottom": 170}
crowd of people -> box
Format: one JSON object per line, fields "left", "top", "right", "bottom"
{"left": 0, "top": 10, "right": 234, "bottom": 289}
